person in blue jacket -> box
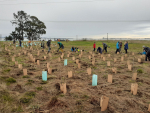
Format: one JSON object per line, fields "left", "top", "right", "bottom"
{"left": 138, "top": 46, "right": 147, "bottom": 55}
{"left": 124, "top": 41, "right": 128, "bottom": 54}
{"left": 115, "top": 41, "right": 120, "bottom": 54}
{"left": 71, "top": 47, "right": 75, "bottom": 52}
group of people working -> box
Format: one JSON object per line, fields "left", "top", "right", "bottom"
{"left": 93, "top": 41, "right": 128, "bottom": 54}
{"left": 13, "top": 39, "right": 150, "bottom": 61}
{"left": 41, "top": 39, "right": 64, "bottom": 53}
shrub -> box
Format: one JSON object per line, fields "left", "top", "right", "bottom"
{"left": 129, "top": 80, "right": 135, "bottom": 83}
{"left": 20, "top": 97, "right": 31, "bottom": 103}
{"left": 40, "top": 80, "right": 47, "bottom": 84}
{"left": 82, "top": 95, "right": 89, "bottom": 99}
{"left": 3, "top": 69, "right": 11, "bottom": 72}
{"left": 36, "top": 86, "right": 43, "bottom": 91}
{"left": 28, "top": 79, "right": 34, "bottom": 83}
{"left": 22, "top": 75, "right": 30, "bottom": 78}
{"left": 6, "top": 78, "right": 16, "bottom": 83}
{"left": 59, "top": 94, "right": 64, "bottom": 97}
{"left": 137, "top": 69, "right": 143, "bottom": 73}
{"left": 11, "top": 106, "right": 23, "bottom": 112}
{"left": 25, "top": 92, "right": 36, "bottom": 97}
{"left": 2, "top": 94, "right": 13, "bottom": 102}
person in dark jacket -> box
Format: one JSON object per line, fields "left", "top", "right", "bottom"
{"left": 19, "top": 39, "right": 22, "bottom": 47}
{"left": 119, "top": 42, "right": 122, "bottom": 52}
{"left": 102, "top": 42, "right": 107, "bottom": 52}
{"left": 47, "top": 40, "right": 51, "bottom": 54}
{"left": 143, "top": 46, "right": 150, "bottom": 61}
{"left": 116, "top": 41, "right": 120, "bottom": 54}
{"left": 13, "top": 39, "right": 16, "bottom": 44}
{"left": 97, "top": 47, "right": 102, "bottom": 54}
{"left": 41, "top": 40, "right": 45, "bottom": 52}
{"left": 124, "top": 41, "right": 128, "bottom": 54}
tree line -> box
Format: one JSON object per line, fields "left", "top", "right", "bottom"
{"left": 5, "top": 10, "right": 46, "bottom": 41}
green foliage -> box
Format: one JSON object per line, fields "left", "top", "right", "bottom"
{"left": 92, "top": 66, "right": 97, "bottom": 70}
{"left": 25, "top": 79, "right": 34, "bottom": 85}
{"left": 59, "top": 94, "right": 64, "bottom": 97}
{"left": 6, "top": 78, "right": 16, "bottom": 83}
{"left": 0, "top": 91, "right": 13, "bottom": 104}
{"left": 102, "top": 75, "right": 108, "bottom": 79}
{"left": 2, "top": 69, "right": 11, "bottom": 73}
{"left": 28, "top": 79, "right": 34, "bottom": 83}
{"left": 4, "top": 35, "right": 13, "bottom": 41}
{"left": 51, "top": 96, "right": 58, "bottom": 102}
{"left": 25, "top": 92, "right": 36, "bottom": 97}
{"left": 11, "top": 106, "right": 23, "bottom": 112}
{"left": 129, "top": 80, "right": 135, "bottom": 83}
{"left": 82, "top": 95, "right": 89, "bottom": 99}
{"left": 137, "top": 69, "right": 143, "bottom": 73}
{"left": 40, "top": 80, "right": 47, "bottom": 84}
{"left": 2, "top": 94, "right": 13, "bottom": 102}
{"left": 11, "top": 10, "right": 46, "bottom": 41}
{"left": 36, "top": 86, "right": 43, "bottom": 91}
{"left": 30, "top": 105, "right": 39, "bottom": 111}
{"left": 22, "top": 75, "right": 30, "bottom": 78}
{"left": 82, "top": 38, "right": 87, "bottom": 41}
{"left": 20, "top": 97, "right": 31, "bottom": 103}
{"left": 138, "top": 82, "right": 143, "bottom": 86}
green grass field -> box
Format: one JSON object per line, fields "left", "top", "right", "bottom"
{"left": 56, "top": 40, "right": 150, "bottom": 53}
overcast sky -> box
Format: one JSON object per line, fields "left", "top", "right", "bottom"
{"left": 0, "top": 0, "right": 150, "bottom": 39}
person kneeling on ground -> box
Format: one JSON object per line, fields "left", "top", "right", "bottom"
{"left": 71, "top": 47, "right": 75, "bottom": 52}
{"left": 75, "top": 47, "right": 80, "bottom": 51}
{"left": 138, "top": 46, "right": 146, "bottom": 55}
{"left": 143, "top": 46, "right": 150, "bottom": 61}
{"left": 97, "top": 47, "right": 102, "bottom": 54}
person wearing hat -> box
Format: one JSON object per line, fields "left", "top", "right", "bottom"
{"left": 115, "top": 41, "right": 120, "bottom": 54}
{"left": 124, "top": 41, "right": 128, "bottom": 54}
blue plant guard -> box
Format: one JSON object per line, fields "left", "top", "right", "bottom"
{"left": 42, "top": 71, "right": 47, "bottom": 81}
{"left": 92, "top": 74, "right": 97, "bottom": 86}
{"left": 64, "top": 59, "right": 67, "bottom": 66}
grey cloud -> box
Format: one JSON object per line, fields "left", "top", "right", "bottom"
{"left": 0, "top": 0, "right": 150, "bottom": 38}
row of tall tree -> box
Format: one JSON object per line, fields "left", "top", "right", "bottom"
{"left": 5, "top": 10, "right": 46, "bottom": 41}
